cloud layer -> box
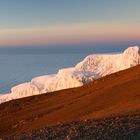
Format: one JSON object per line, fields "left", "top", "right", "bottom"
{"left": 0, "top": 22, "right": 139, "bottom": 46}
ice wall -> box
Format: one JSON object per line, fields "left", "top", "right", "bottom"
{"left": 0, "top": 46, "right": 140, "bottom": 103}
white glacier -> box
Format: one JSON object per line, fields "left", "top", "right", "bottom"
{"left": 0, "top": 46, "right": 140, "bottom": 103}
{"left": 75, "top": 46, "right": 140, "bottom": 79}
{"left": 31, "top": 74, "right": 57, "bottom": 92}
{"left": 11, "top": 82, "right": 40, "bottom": 98}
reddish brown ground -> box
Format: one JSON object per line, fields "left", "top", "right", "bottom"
{"left": 0, "top": 65, "right": 140, "bottom": 137}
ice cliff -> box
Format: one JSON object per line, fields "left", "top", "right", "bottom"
{"left": 0, "top": 46, "right": 140, "bottom": 103}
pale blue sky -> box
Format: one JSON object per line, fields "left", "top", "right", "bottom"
{"left": 0, "top": 0, "right": 140, "bottom": 27}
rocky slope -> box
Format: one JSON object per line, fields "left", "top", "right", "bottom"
{"left": 0, "top": 65, "right": 140, "bottom": 139}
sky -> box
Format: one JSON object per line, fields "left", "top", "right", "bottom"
{"left": 0, "top": 0, "right": 140, "bottom": 47}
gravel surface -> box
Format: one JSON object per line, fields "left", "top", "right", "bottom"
{"left": 3, "top": 113, "right": 140, "bottom": 140}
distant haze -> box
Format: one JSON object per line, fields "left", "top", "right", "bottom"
{"left": 0, "top": 0, "right": 140, "bottom": 48}
{"left": 0, "top": 42, "right": 140, "bottom": 54}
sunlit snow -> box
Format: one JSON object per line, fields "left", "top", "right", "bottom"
{"left": 0, "top": 46, "right": 140, "bottom": 103}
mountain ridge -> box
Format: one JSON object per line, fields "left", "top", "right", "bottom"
{"left": 0, "top": 64, "right": 140, "bottom": 138}
{"left": 0, "top": 46, "right": 140, "bottom": 104}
